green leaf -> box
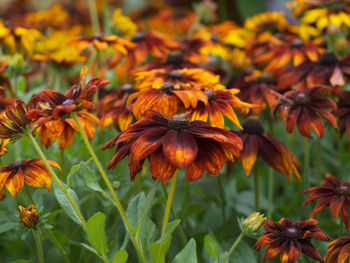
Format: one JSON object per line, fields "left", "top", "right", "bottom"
{"left": 126, "top": 192, "right": 146, "bottom": 229}
{"left": 204, "top": 234, "right": 219, "bottom": 261}
{"left": 113, "top": 249, "right": 128, "bottom": 263}
{"left": 80, "top": 243, "right": 99, "bottom": 257}
{"left": 150, "top": 235, "right": 172, "bottom": 263}
{"left": 86, "top": 212, "right": 109, "bottom": 257}
{"left": 10, "top": 260, "right": 30, "bottom": 263}
{"left": 161, "top": 219, "right": 181, "bottom": 241}
{"left": 17, "top": 76, "right": 26, "bottom": 93}
{"left": 0, "top": 222, "right": 17, "bottom": 234}
{"left": 66, "top": 163, "right": 81, "bottom": 186}
{"left": 53, "top": 179, "right": 83, "bottom": 226}
{"left": 79, "top": 161, "right": 103, "bottom": 192}
{"left": 172, "top": 239, "right": 197, "bottom": 263}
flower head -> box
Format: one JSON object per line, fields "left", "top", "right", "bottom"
{"left": 303, "top": 174, "right": 350, "bottom": 231}
{"left": 18, "top": 205, "right": 40, "bottom": 228}
{"left": 0, "top": 100, "right": 31, "bottom": 142}
{"left": 255, "top": 218, "right": 331, "bottom": 263}
{"left": 0, "top": 159, "right": 60, "bottom": 198}
{"left": 241, "top": 212, "right": 266, "bottom": 234}
{"left": 324, "top": 235, "right": 350, "bottom": 263}
{"left": 273, "top": 86, "right": 337, "bottom": 138}
{"left": 236, "top": 118, "right": 300, "bottom": 180}
{"left": 103, "top": 111, "right": 242, "bottom": 183}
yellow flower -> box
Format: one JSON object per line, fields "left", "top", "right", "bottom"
{"left": 112, "top": 9, "right": 137, "bottom": 39}
{"left": 302, "top": 8, "right": 350, "bottom": 30}
{"left": 18, "top": 205, "right": 40, "bottom": 228}
{"left": 25, "top": 4, "right": 69, "bottom": 29}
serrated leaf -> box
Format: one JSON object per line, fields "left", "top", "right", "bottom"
{"left": 79, "top": 161, "right": 103, "bottom": 192}
{"left": 86, "top": 212, "right": 109, "bottom": 257}
{"left": 53, "top": 179, "right": 83, "bottom": 226}
{"left": 150, "top": 235, "right": 172, "bottom": 263}
{"left": 172, "top": 239, "right": 197, "bottom": 263}
{"left": 113, "top": 249, "right": 128, "bottom": 263}
{"left": 204, "top": 235, "right": 219, "bottom": 261}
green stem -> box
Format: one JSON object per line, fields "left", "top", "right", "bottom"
{"left": 161, "top": 183, "right": 187, "bottom": 246}
{"left": 71, "top": 112, "right": 146, "bottom": 263}
{"left": 223, "top": 232, "right": 245, "bottom": 263}
{"left": 316, "top": 140, "right": 321, "bottom": 185}
{"left": 88, "top": 0, "right": 101, "bottom": 35}
{"left": 304, "top": 137, "right": 310, "bottom": 190}
{"left": 217, "top": 175, "right": 227, "bottom": 232}
{"left": 267, "top": 169, "right": 274, "bottom": 219}
{"left": 27, "top": 133, "right": 87, "bottom": 229}
{"left": 254, "top": 164, "right": 259, "bottom": 211}
{"left": 24, "top": 185, "right": 34, "bottom": 205}
{"left": 32, "top": 230, "right": 44, "bottom": 263}
{"left": 161, "top": 170, "right": 178, "bottom": 237}
{"left": 46, "top": 229, "right": 71, "bottom": 263}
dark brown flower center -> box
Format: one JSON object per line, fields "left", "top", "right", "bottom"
{"left": 167, "top": 116, "right": 190, "bottom": 130}
{"left": 121, "top": 83, "right": 136, "bottom": 94}
{"left": 11, "top": 160, "right": 23, "bottom": 169}
{"left": 336, "top": 185, "right": 350, "bottom": 195}
{"left": 285, "top": 227, "right": 300, "bottom": 239}
{"left": 294, "top": 92, "right": 310, "bottom": 105}
{"left": 291, "top": 38, "right": 304, "bottom": 48}
{"left": 243, "top": 118, "right": 264, "bottom": 134}
{"left": 166, "top": 51, "right": 184, "bottom": 65}
{"left": 132, "top": 32, "right": 146, "bottom": 42}
{"left": 256, "top": 73, "right": 275, "bottom": 84}
{"left": 204, "top": 90, "right": 216, "bottom": 100}
{"left": 319, "top": 51, "right": 338, "bottom": 65}
{"left": 62, "top": 99, "right": 75, "bottom": 106}
{"left": 160, "top": 82, "right": 175, "bottom": 93}
{"left": 167, "top": 70, "right": 183, "bottom": 80}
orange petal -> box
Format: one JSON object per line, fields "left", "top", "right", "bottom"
{"left": 5, "top": 169, "right": 24, "bottom": 198}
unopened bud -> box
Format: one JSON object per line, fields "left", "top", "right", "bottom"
{"left": 241, "top": 212, "right": 265, "bottom": 233}
{"left": 113, "top": 180, "right": 120, "bottom": 189}
{"left": 18, "top": 205, "right": 40, "bottom": 228}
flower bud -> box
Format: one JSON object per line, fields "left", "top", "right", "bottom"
{"left": 18, "top": 205, "right": 40, "bottom": 228}
{"left": 241, "top": 212, "right": 265, "bottom": 234}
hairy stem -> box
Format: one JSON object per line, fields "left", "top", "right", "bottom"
{"left": 223, "top": 232, "right": 245, "bottom": 263}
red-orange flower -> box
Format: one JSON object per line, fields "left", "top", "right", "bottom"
{"left": 103, "top": 111, "right": 242, "bottom": 183}
{"left": 255, "top": 218, "right": 331, "bottom": 263}
{"left": 335, "top": 91, "right": 350, "bottom": 141}
{"left": 18, "top": 205, "right": 40, "bottom": 228}
{"left": 236, "top": 118, "right": 300, "bottom": 180}
{"left": 324, "top": 235, "right": 350, "bottom": 263}
{"left": 0, "top": 159, "right": 60, "bottom": 199}
{"left": 273, "top": 86, "right": 337, "bottom": 138}
{"left": 303, "top": 174, "right": 350, "bottom": 231}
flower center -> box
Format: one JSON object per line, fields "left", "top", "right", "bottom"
{"left": 166, "top": 51, "right": 184, "bottom": 65}
{"left": 336, "top": 185, "right": 350, "bottom": 195}
{"left": 286, "top": 227, "right": 300, "bottom": 239}
{"left": 121, "top": 83, "right": 136, "bottom": 94}
{"left": 204, "top": 90, "right": 216, "bottom": 100}
{"left": 62, "top": 99, "right": 75, "bottom": 106}
{"left": 167, "top": 70, "right": 183, "bottom": 80}
{"left": 167, "top": 116, "right": 190, "bottom": 130}
{"left": 132, "top": 32, "right": 146, "bottom": 42}
{"left": 319, "top": 51, "right": 338, "bottom": 65}
{"left": 242, "top": 118, "right": 264, "bottom": 134}
{"left": 160, "top": 82, "right": 175, "bottom": 92}
{"left": 11, "top": 160, "right": 23, "bottom": 169}
{"left": 294, "top": 92, "right": 310, "bottom": 105}
{"left": 291, "top": 38, "right": 304, "bottom": 48}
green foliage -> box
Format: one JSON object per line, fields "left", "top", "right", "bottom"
{"left": 113, "top": 249, "right": 128, "bottom": 263}
{"left": 171, "top": 239, "right": 197, "bottom": 263}
{"left": 204, "top": 235, "right": 220, "bottom": 261}
{"left": 86, "top": 212, "right": 109, "bottom": 257}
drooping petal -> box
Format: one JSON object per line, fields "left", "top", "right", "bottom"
{"left": 149, "top": 149, "right": 177, "bottom": 183}
{"left": 5, "top": 168, "right": 24, "bottom": 198}
{"left": 241, "top": 135, "right": 258, "bottom": 177}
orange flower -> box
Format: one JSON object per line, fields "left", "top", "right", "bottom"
{"left": 0, "top": 100, "right": 31, "bottom": 141}
{"left": 0, "top": 138, "right": 9, "bottom": 156}
{"left": 303, "top": 174, "right": 350, "bottom": 231}
{"left": 190, "top": 89, "right": 254, "bottom": 129}
{"left": 103, "top": 111, "right": 242, "bottom": 183}
{"left": 324, "top": 235, "right": 350, "bottom": 263}
{"left": 255, "top": 218, "right": 331, "bottom": 263}
{"left": 18, "top": 205, "right": 40, "bottom": 228}
{"left": 336, "top": 91, "right": 350, "bottom": 141}
{"left": 236, "top": 118, "right": 300, "bottom": 179}
{"left": 273, "top": 86, "right": 337, "bottom": 138}
{"left": 276, "top": 52, "right": 350, "bottom": 90}
{"left": 27, "top": 68, "right": 109, "bottom": 149}
{"left": 0, "top": 159, "right": 60, "bottom": 198}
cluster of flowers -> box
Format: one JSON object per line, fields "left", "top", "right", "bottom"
{"left": 2, "top": 0, "right": 350, "bottom": 262}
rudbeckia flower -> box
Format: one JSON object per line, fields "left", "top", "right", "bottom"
{"left": 18, "top": 205, "right": 40, "bottom": 228}
{"left": 0, "top": 139, "right": 9, "bottom": 156}
{"left": 27, "top": 68, "right": 109, "bottom": 149}
{"left": 255, "top": 218, "right": 331, "bottom": 263}
{"left": 103, "top": 111, "right": 242, "bottom": 183}
{"left": 236, "top": 118, "right": 300, "bottom": 180}
{"left": 324, "top": 235, "right": 350, "bottom": 263}
{"left": 112, "top": 8, "right": 137, "bottom": 39}
{"left": 0, "top": 159, "right": 60, "bottom": 198}
{"left": 244, "top": 11, "right": 289, "bottom": 35}
{"left": 276, "top": 51, "right": 350, "bottom": 89}
{"left": 303, "top": 174, "right": 350, "bottom": 231}
{"left": 0, "top": 100, "right": 31, "bottom": 142}
{"left": 335, "top": 91, "right": 350, "bottom": 141}
{"left": 273, "top": 86, "right": 337, "bottom": 138}
{"left": 190, "top": 88, "right": 254, "bottom": 129}
{"left": 302, "top": 7, "right": 350, "bottom": 30}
